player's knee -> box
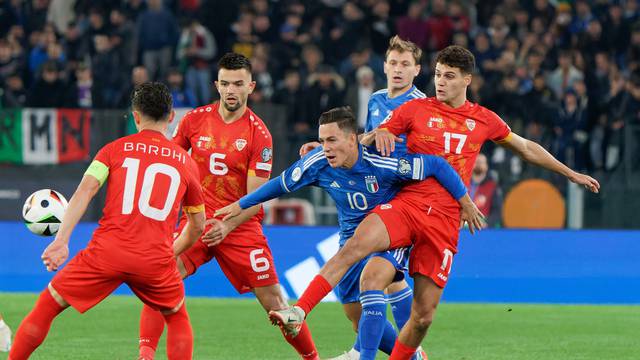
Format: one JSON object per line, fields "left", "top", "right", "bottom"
{"left": 410, "top": 307, "right": 436, "bottom": 332}
{"left": 359, "top": 273, "right": 386, "bottom": 292}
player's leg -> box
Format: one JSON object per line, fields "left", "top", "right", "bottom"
{"left": 132, "top": 264, "right": 193, "bottom": 360}
{"left": 11, "top": 252, "right": 119, "bottom": 360}
{"left": 8, "top": 285, "right": 68, "bottom": 360}
{"left": 254, "top": 284, "right": 319, "bottom": 360}
{"left": 357, "top": 256, "right": 401, "bottom": 360}
{"left": 386, "top": 279, "right": 413, "bottom": 331}
{"left": 390, "top": 274, "right": 443, "bottom": 360}
{"left": 273, "top": 213, "right": 391, "bottom": 332}
{"left": 139, "top": 241, "right": 210, "bottom": 359}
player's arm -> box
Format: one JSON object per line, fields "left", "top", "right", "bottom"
{"left": 498, "top": 132, "right": 600, "bottom": 193}
{"left": 372, "top": 104, "right": 414, "bottom": 155}
{"left": 214, "top": 176, "right": 287, "bottom": 221}
{"left": 173, "top": 208, "right": 205, "bottom": 256}
{"left": 408, "top": 154, "right": 484, "bottom": 233}
{"left": 42, "top": 160, "right": 106, "bottom": 271}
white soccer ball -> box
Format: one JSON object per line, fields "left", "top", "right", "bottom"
{"left": 22, "top": 189, "right": 68, "bottom": 236}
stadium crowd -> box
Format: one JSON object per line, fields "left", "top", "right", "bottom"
{"left": 0, "top": 0, "right": 638, "bottom": 176}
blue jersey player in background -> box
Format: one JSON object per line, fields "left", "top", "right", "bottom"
{"left": 216, "top": 107, "right": 481, "bottom": 360}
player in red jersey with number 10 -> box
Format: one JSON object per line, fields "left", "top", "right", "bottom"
{"left": 269, "top": 45, "right": 600, "bottom": 360}
{"left": 138, "top": 53, "right": 319, "bottom": 360}
{"left": 9, "top": 83, "right": 206, "bottom": 360}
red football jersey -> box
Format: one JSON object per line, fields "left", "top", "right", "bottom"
{"left": 381, "top": 97, "right": 511, "bottom": 218}
{"left": 173, "top": 103, "right": 273, "bottom": 240}
{"left": 86, "top": 129, "right": 204, "bottom": 273}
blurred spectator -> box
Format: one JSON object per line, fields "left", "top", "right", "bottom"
{"left": 546, "top": 51, "right": 584, "bottom": 99}
{"left": 167, "top": 68, "right": 197, "bottom": 108}
{"left": 25, "top": 0, "right": 49, "bottom": 34}
{"left": 328, "top": 1, "right": 366, "bottom": 61}
{"left": 65, "top": 63, "right": 102, "bottom": 109}
{"left": 27, "top": 61, "right": 66, "bottom": 107}
{"left": 250, "top": 56, "right": 273, "bottom": 103}
{"left": 603, "top": 3, "right": 631, "bottom": 61}
{"left": 177, "top": 18, "right": 216, "bottom": 105}
{"left": 339, "top": 45, "right": 384, "bottom": 84}
{"left": 228, "top": 11, "right": 258, "bottom": 59}
{"left": 570, "top": 0, "right": 594, "bottom": 35}
{"left": 425, "top": 0, "right": 453, "bottom": 51}
{"left": 302, "top": 64, "right": 344, "bottom": 131}
{"left": 470, "top": 153, "right": 503, "bottom": 228}
{"left": 63, "top": 21, "right": 87, "bottom": 63}
{"left": 109, "top": 7, "right": 136, "bottom": 71}
{"left": 0, "top": 39, "right": 22, "bottom": 81}
{"left": 396, "top": 1, "right": 428, "bottom": 50}
{"left": 91, "top": 34, "right": 123, "bottom": 108}
{"left": 84, "top": 7, "right": 110, "bottom": 57}
{"left": 2, "top": 73, "right": 27, "bottom": 107}
{"left": 368, "top": 0, "right": 393, "bottom": 54}
{"left": 299, "top": 44, "right": 323, "bottom": 85}
{"left": 122, "top": 0, "right": 147, "bottom": 21}
{"left": 47, "top": 0, "right": 76, "bottom": 34}
{"left": 117, "top": 66, "right": 149, "bottom": 108}
{"left": 272, "top": 69, "right": 305, "bottom": 137}
{"left": 345, "top": 65, "right": 376, "bottom": 130}
{"left": 553, "top": 90, "right": 588, "bottom": 170}
{"left": 137, "top": 0, "right": 179, "bottom": 81}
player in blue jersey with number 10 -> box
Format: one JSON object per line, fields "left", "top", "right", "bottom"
{"left": 298, "top": 36, "right": 428, "bottom": 360}
{"left": 216, "top": 107, "right": 484, "bottom": 359}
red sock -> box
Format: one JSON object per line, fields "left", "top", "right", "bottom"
{"left": 163, "top": 304, "right": 193, "bottom": 360}
{"left": 9, "top": 289, "right": 65, "bottom": 360}
{"left": 389, "top": 339, "right": 417, "bottom": 360}
{"left": 139, "top": 304, "right": 166, "bottom": 359}
{"left": 281, "top": 321, "right": 318, "bottom": 359}
{"left": 295, "top": 275, "right": 333, "bottom": 315}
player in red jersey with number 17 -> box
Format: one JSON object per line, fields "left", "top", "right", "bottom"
{"left": 269, "top": 46, "right": 600, "bottom": 360}
{"left": 138, "top": 53, "right": 319, "bottom": 360}
{"left": 9, "top": 83, "right": 206, "bottom": 360}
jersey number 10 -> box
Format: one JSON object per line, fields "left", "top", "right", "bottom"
{"left": 121, "top": 157, "right": 181, "bottom": 221}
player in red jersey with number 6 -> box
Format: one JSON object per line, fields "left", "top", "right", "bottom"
{"left": 269, "top": 45, "right": 600, "bottom": 360}
{"left": 138, "top": 53, "right": 319, "bottom": 360}
{"left": 9, "top": 83, "right": 206, "bottom": 360}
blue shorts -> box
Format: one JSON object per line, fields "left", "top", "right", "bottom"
{"left": 335, "top": 247, "right": 410, "bottom": 304}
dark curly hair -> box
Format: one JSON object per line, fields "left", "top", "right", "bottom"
{"left": 435, "top": 45, "right": 475, "bottom": 74}
{"left": 131, "top": 82, "right": 173, "bottom": 121}
{"left": 218, "top": 52, "right": 252, "bottom": 72}
{"left": 318, "top": 106, "right": 357, "bottom": 134}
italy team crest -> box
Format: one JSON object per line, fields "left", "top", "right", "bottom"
{"left": 235, "top": 139, "right": 247, "bottom": 151}
{"left": 365, "top": 176, "right": 379, "bottom": 193}
{"left": 465, "top": 119, "right": 476, "bottom": 131}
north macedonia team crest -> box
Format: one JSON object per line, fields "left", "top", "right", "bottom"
{"left": 235, "top": 139, "right": 247, "bottom": 151}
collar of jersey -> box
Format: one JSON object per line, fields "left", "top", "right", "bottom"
{"left": 387, "top": 85, "right": 416, "bottom": 100}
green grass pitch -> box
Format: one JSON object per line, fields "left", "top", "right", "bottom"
{"left": 1, "top": 293, "right": 639, "bottom": 359}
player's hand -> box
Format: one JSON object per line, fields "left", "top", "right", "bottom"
{"left": 359, "top": 131, "right": 375, "bottom": 146}
{"left": 214, "top": 201, "right": 243, "bottom": 222}
{"left": 41, "top": 239, "right": 69, "bottom": 272}
{"left": 202, "top": 218, "right": 231, "bottom": 247}
{"left": 569, "top": 171, "right": 600, "bottom": 193}
{"left": 459, "top": 195, "right": 485, "bottom": 235}
{"left": 374, "top": 129, "right": 402, "bottom": 156}
{"left": 299, "top": 141, "right": 321, "bottom": 157}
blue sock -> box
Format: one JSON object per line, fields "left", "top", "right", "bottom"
{"left": 358, "top": 290, "right": 393, "bottom": 360}
{"left": 387, "top": 286, "right": 413, "bottom": 331}
{"left": 378, "top": 317, "right": 398, "bottom": 355}
{"left": 352, "top": 333, "right": 360, "bottom": 352}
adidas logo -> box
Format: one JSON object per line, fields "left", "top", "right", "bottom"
{"left": 330, "top": 181, "right": 340, "bottom": 188}
{"left": 372, "top": 109, "right": 380, "bottom": 117}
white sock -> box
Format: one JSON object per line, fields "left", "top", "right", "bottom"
{"left": 0, "top": 320, "right": 6, "bottom": 329}
{"left": 348, "top": 348, "right": 360, "bottom": 358}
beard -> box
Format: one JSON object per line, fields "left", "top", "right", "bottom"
{"left": 222, "top": 98, "right": 243, "bottom": 112}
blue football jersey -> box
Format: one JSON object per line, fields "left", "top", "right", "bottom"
{"left": 277, "top": 146, "right": 465, "bottom": 246}
{"left": 365, "top": 85, "right": 426, "bottom": 153}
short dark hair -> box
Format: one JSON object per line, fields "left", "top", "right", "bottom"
{"left": 435, "top": 45, "right": 475, "bottom": 74}
{"left": 218, "top": 52, "right": 252, "bottom": 72}
{"left": 131, "top": 82, "right": 173, "bottom": 121}
{"left": 318, "top": 106, "right": 357, "bottom": 134}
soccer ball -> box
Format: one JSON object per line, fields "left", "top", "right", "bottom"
{"left": 22, "top": 189, "right": 68, "bottom": 236}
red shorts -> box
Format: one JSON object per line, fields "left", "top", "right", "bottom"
{"left": 51, "top": 250, "right": 184, "bottom": 313}
{"left": 372, "top": 197, "right": 459, "bottom": 288}
{"left": 179, "top": 231, "right": 279, "bottom": 293}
